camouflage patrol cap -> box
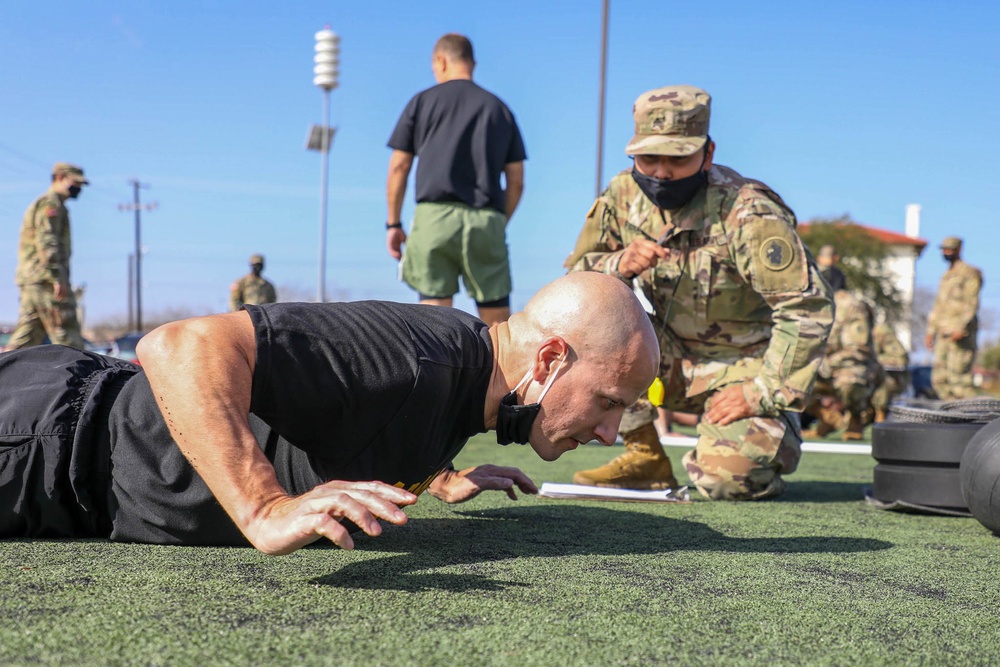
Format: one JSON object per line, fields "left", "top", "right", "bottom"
{"left": 250, "top": 254, "right": 265, "bottom": 264}
{"left": 625, "top": 85, "right": 711, "bottom": 157}
{"left": 52, "top": 162, "right": 89, "bottom": 185}
{"left": 940, "top": 236, "right": 962, "bottom": 250}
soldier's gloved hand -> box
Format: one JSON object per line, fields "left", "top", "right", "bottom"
{"left": 618, "top": 239, "right": 669, "bottom": 279}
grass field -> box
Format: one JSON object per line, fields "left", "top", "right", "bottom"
{"left": 2, "top": 434, "right": 998, "bottom": 666}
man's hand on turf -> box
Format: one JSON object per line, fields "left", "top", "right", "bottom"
{"left": 247, "top": 480, "right": 417, "bottom": 555}
{"left": 427, "top": 464, "right": 538, "bottom": 503}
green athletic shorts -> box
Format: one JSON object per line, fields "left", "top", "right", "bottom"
{"left": 401, "top": 201, "right": 511, "bottom": 303}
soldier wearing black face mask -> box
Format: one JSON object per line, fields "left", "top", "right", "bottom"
{"left": 566, "top": 85, "right": 833, "bottom": 501}
{"left": 925, "top": 236, "right": 982, "bottom": 399}
{"left": 5, "top": 162, "right": 89, "bottom": 351}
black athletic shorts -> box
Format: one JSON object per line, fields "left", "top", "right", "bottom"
{"left": 0, "top": 346, "right": 138, "bottom": 538}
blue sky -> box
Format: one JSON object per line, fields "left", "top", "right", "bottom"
{"left": 2, "top": 1, "right": 998, "bottom": 351}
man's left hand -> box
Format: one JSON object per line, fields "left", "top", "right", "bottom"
{"left": 427, "top": 464, "right": 537, "bottom": 503}
{"left": 950, "top": 330, "right": 967, "bottom": 342}
{"left": 703, "top": 384, "right": 755, "bottom": 426}
{"left": 386, "top": 227, "right": 407, "bottom": 260}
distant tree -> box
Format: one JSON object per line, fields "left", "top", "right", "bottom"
{"left": 978, "top": 339, "right": 1000, "bottom": 372}
{"left": 798, "top": 215, "right": 905, "bottom": 325}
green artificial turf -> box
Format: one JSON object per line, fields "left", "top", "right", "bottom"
{"left": 2, "top": 435, "right": 998, "bottom": 666}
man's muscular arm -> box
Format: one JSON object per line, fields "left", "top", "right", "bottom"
{"left": 136, "top": 312, "right": 416, "bottom": 555}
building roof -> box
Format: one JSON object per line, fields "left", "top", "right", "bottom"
{"left": 799, "top": 222, "right": 928, "bottom": 254}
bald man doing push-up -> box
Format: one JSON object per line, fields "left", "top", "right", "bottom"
{"left": 0, "top": 272, "right": 659, "bottom": 555}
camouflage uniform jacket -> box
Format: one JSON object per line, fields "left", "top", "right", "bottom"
{"left": 927, "top": 260, "right": 982, "bottom": 338}
{"left": 821, "top": 290, "right": 883, "bottom": 382}
{"left": 873, "top": 322, "right": 909, "bottom": 372}
{"left": 229, "top": 274, "right": 277, "bottom": 312}
{"left": 15, "top": 188, "right": 71, "bottom": 286}
{"left": 568, "top": 165, "right": 834, "bottom": 415}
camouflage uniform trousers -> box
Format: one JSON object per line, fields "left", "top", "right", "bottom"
{"left": 931, "top": 336, "right": 976, "bottom": 400}
{"left": 871, "top": 370, "right": 910, "bottom": 414}
{"left": 5, "top": 283, "right": 85, "bottom": 350}
{"left": 811, "top": 368, "right": 874, "bottom": 415}
{"left": 620, "top": 391, "right": 801, "bottom": 501}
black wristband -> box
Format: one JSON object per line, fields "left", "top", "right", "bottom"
{"left": 386, "top": 221, "right": 403, "bottom": 230}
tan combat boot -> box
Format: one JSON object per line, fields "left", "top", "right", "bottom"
{"left": 843, "top": 412, "right": 865, "bottom": 441}
{"left": 802, "top": 406, "right": 840, "bottom": 439}
{"left": 572, "top": 423, "right": 679, "bottom": 490}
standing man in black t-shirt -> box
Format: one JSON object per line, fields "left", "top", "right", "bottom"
{"left": 385, "top": 33, "right": 527, "bottom": 327}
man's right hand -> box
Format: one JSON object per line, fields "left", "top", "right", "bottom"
{"left": 618, "top": 238, "right": 669, "bottom": 279}
{"left": 246, "top": 480, "right": 418, "bottom": 555}
{"left": 924, "top": 333, "right": 934, "bottom": 349}
{"left": 386, "top": 227, "right": 407, "bottom": 260}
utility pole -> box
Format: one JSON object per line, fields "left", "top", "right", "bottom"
{"left": 118, "top": 182, "right": 157, "bottom": 332}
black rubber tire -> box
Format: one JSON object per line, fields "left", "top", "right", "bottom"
{"left": 872, "top": 422, "right": 984, "bottom": 465}
{"left": 960, "top": 417, "right": 1000, "bottom": 535}
{"left": 872, "top": 463, "right": 966, "bottom": 510}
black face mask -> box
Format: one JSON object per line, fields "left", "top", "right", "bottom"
{"left": 68, "top": 185, "right": 82, "bottom": 199}
{"left": 631, "top": 151, "right": 708, "bottom": 210}
{"left": 495, "top": 389, "right": 542, "bottom": 446}
{"left": 942, "top": 253, "right": 957, "bottom": 264}
{"left": 631, "top": 165, "right": 707, "bottom": 211}
{"left": 495, "top": 363, "right": 563, "bottom": 446}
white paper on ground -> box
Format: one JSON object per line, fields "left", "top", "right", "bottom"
{"left": 538, "top": 482, "right": 691, "bottom": 503}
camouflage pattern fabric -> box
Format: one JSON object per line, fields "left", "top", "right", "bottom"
{"left": 809, "top": 290, "right": 883, "bottom": 414}
{"left": 927, "top": 259, "right": 981, "bottom": 399}
{"left": 620, "top": 394, "right": 801, "bottom": 501}
{"left": 229, "top": 274, "right": 277, "bottom": 312}
{"left": 569, "top": 165, "right": 834, "bottom": 500}
{"left": 872, "top": 322, "right": 910, "bottom": 413}
{"left": 931, "top": 337, "right": 976, "bottom": 399}
{"left": 7, "top": 188, "right": 84, "bottom": 350}
{"left": 5, "top": 284, "right": 85, "bottom": 349}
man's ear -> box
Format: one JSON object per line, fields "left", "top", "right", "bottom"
{"left": 532, "top": 336, "right": 569, "bottom": 382}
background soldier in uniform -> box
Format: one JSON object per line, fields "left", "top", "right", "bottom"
{"left": 229, "top": 254, "right": 277, "bottom": 312}
{"left": 5, "top": 162, "right": 89, "bottom": 351}
{"left": 871, "top": 322, "right": 910, "bottom": 422}
{"left": 816, "top": 244, "right": 847, "bottom": 292}
{"left": 567, "top": 85, "right": 834, "bottom": 500}
{"left": 803, "top": 290, "right": 883, "bottom": 440}
{"left": 925, "top": 236, "right": 981, "bottom": 399}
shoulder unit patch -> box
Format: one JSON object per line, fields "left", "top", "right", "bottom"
{"left": 760, "top": 236, "right": 794, "bottom": 271}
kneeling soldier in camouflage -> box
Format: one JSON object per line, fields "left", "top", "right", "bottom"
{"left": 566, "top": 85, "right": 834, "bottom": 500}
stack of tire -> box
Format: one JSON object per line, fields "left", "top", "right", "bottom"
{"left": 872, "top": 398, "right": 1000, "bottom": 532}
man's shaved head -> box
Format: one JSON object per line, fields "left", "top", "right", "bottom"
{"left": 492, "top": 272, "right": 660, "bottom": 460}
{"left": 508, "top": 272, "right": 659, "bottom": 382}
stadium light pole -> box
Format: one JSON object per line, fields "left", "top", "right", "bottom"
{"left": 595, "top": 0, "right": 609, "bottom": 199}
{"left": 311, "top": 26, "right": 340, "bottom": 303}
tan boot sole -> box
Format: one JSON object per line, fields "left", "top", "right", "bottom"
{"left": 573, "top": 476, "right": 679, "bottom": 491}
